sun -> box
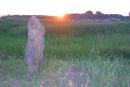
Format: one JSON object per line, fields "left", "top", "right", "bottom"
{"left": 55, "top": 13, "right": 65, "bottom": 17}
{"left": 55, "top": 14, "right": 65, "bottom": 20}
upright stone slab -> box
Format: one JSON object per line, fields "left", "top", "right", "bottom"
{"left": 25, "top": 16, "right": 45, "bottom": 75}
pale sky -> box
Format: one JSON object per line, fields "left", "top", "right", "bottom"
{"left": 0, "top": 0, "right": 129, "bottom": 16}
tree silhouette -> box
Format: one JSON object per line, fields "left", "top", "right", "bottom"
{"left": 85, "top": 11, "right": 94, "bottom": 16}
{"left": 95, "top": 11, "right": 104, "bottom": 19}
{"left": 95, "top": 11, "right": 102, "bottom": 16}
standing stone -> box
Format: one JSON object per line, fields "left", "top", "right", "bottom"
{"left": 25, "top": 16, "right": 45, "bottom": 75}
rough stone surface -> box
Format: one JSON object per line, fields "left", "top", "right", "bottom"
{"left": 25, "top": 16, "right": 45, "bottom": 75}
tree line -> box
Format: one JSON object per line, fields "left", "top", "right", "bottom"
{"left": 65, "top": 11, "right": 130, "bottom": 21}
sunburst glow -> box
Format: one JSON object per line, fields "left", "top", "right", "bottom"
{"left": 56, "top": 14, "right": 65, "bottom": 20}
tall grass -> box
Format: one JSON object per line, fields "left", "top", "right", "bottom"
{"left": 0, "top": 18, "right": 130, "bottom": 87}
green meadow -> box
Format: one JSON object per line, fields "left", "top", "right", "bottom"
{"left": 0, "top": 18, "right": 130, "bottom": 87}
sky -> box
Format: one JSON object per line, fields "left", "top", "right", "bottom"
{"left": 0, "top": 0, "right": 129, "bottom": 16}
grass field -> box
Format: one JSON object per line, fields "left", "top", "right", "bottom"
{"left": 0, "top": 17, "right": 130, "bottom": 87}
